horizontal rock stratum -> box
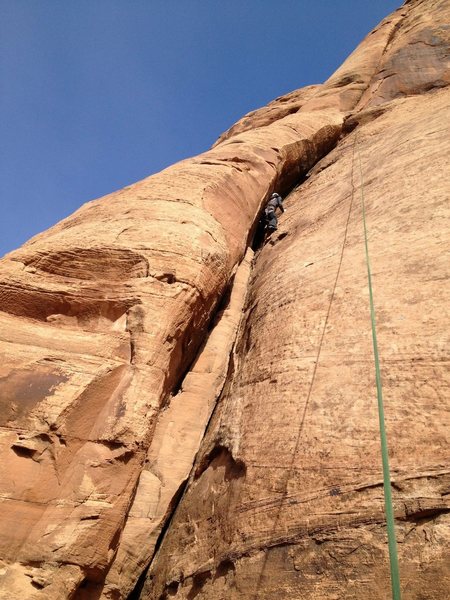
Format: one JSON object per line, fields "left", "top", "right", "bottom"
{"left": 0, "top": 0, "right": 449, "bottom": 598}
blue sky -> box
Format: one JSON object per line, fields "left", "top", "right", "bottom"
{"left": 0, "top": 0, "right": 401, "bottom": 257}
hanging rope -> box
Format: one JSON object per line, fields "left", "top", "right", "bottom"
{"left": 355, "top": 136, "right": 402, "bottom": 600}
{"left": 253, "top": 137, "right": 401, "bottom": 599}
{"left": 253, "top": 147, "right": 357, "bottom": 599}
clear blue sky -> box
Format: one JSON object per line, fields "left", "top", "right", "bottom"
{"left": 0, "top": 0, "right": 401, "bottom": 257}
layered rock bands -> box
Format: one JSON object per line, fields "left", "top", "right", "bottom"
{"left": 0, "top": 0, "right": 449, "bottom": 598}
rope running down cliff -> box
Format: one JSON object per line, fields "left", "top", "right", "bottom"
{"left": 253, "top": 140, "right": 358, "bottom": 600}
{"left": 356, "top": 135, "right": 402, "bottom": 600}
{"left": 253, "top": 135, "right": 402, "bottom": 600}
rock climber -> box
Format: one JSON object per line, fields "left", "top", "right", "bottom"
{"left": 264, "top": 192, "right": 285, "bottom": 233}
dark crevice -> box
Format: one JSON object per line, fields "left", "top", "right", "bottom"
{"left": 160, "top": 275, "right": 235, "bottom": 404}
{"left": 127, "top": 254, "right": 250, "bottom": 600}
{"left": 194, "top": 445, "right": 246, "bottom": 482}
{"left": 332, "top": 74, "right": 365, "bottom": 88}
{"left": 30, "top": 580, "right": 46, "bottom": 590}
{"left": 127, "top": 478, "right": 188, "bottom": 600}
{"left": 98, "top": 439, "right": 126, "bottom": 450}
{"left": 11, "top": 445, "right": 37, "bottom": 459}
{"left": 164, "top": 581, "right": 180, "bottom": 598}
{"left": 153, "top": 272, "right": 177, "bottom": 284}
{"left": 187, "top": 570, "right": 213, "bottom": 599}
{"left": 251, "top": 217, "right": 268, "bottom": 251}
{"left": 214, "top": 558, "right": 236, "bottom": 581}
{"left": 169, "top": 276, "right": 234, "bottom": 398}
{"left": 206, "top": 278, "right": 234, "bottom": 333}
{"left": 343, "top": 106, "right": 388, "bottom": 134}
{"left": 129, "top": 336, "right": 137, "bottom": 365}
{"left": 400, "top": 507, "right": 450, "bottom": 524}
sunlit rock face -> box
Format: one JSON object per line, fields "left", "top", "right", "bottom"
{"left": 0, "top": 0, "right": 449, "bottom": 598}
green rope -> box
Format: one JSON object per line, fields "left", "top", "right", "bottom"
{"left": 356, "top": 142, "right": 402, "bottom": 600}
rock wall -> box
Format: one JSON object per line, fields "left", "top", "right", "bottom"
{"left": 0, "top": 0, "right": 449, "bottom": 598}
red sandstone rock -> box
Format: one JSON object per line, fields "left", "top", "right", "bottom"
{"left": 0, "top": 107, "right": 341, "bottom": 600}
{"left": 143, "top": 86, "right": 450, "bottom": 599}
{"left": 0, "top": 0, "right": 449, "bottom": 598}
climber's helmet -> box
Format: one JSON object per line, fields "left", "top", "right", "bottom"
{"left": 271, "top": 192, "right": 279, "bottom": 198}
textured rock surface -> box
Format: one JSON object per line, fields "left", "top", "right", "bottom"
{"left": 0, "top": 0, "right": 449, "bottom": 598}
{"left": 143, "top": 86, "right": 450, "bottom": 599}
{"left": 0, "top": 107, "right": 340, "bottom": 599}
{"left": 101, "top": 248, "right": 254, "bottom": 599}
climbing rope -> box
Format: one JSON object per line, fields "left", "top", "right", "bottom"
{"left": 253, "top": 147, "right": 357, "bottom": 599}
{"left": 254, "top": 137, "right": 402, "bottom": 599}
{"left": 355, "top": 137, "right": 402, "bottom": 600}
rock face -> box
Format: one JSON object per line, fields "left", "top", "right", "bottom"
{"left": 0, "top": 0, "right": 449, "bottom": 598}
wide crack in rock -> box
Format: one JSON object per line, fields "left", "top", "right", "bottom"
{"left": 100, "top": 249, "right": 254, "bottom": 599}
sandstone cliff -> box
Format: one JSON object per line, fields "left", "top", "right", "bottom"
{"left": 0, "top": 0, "right": 449, "bottom": 599}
